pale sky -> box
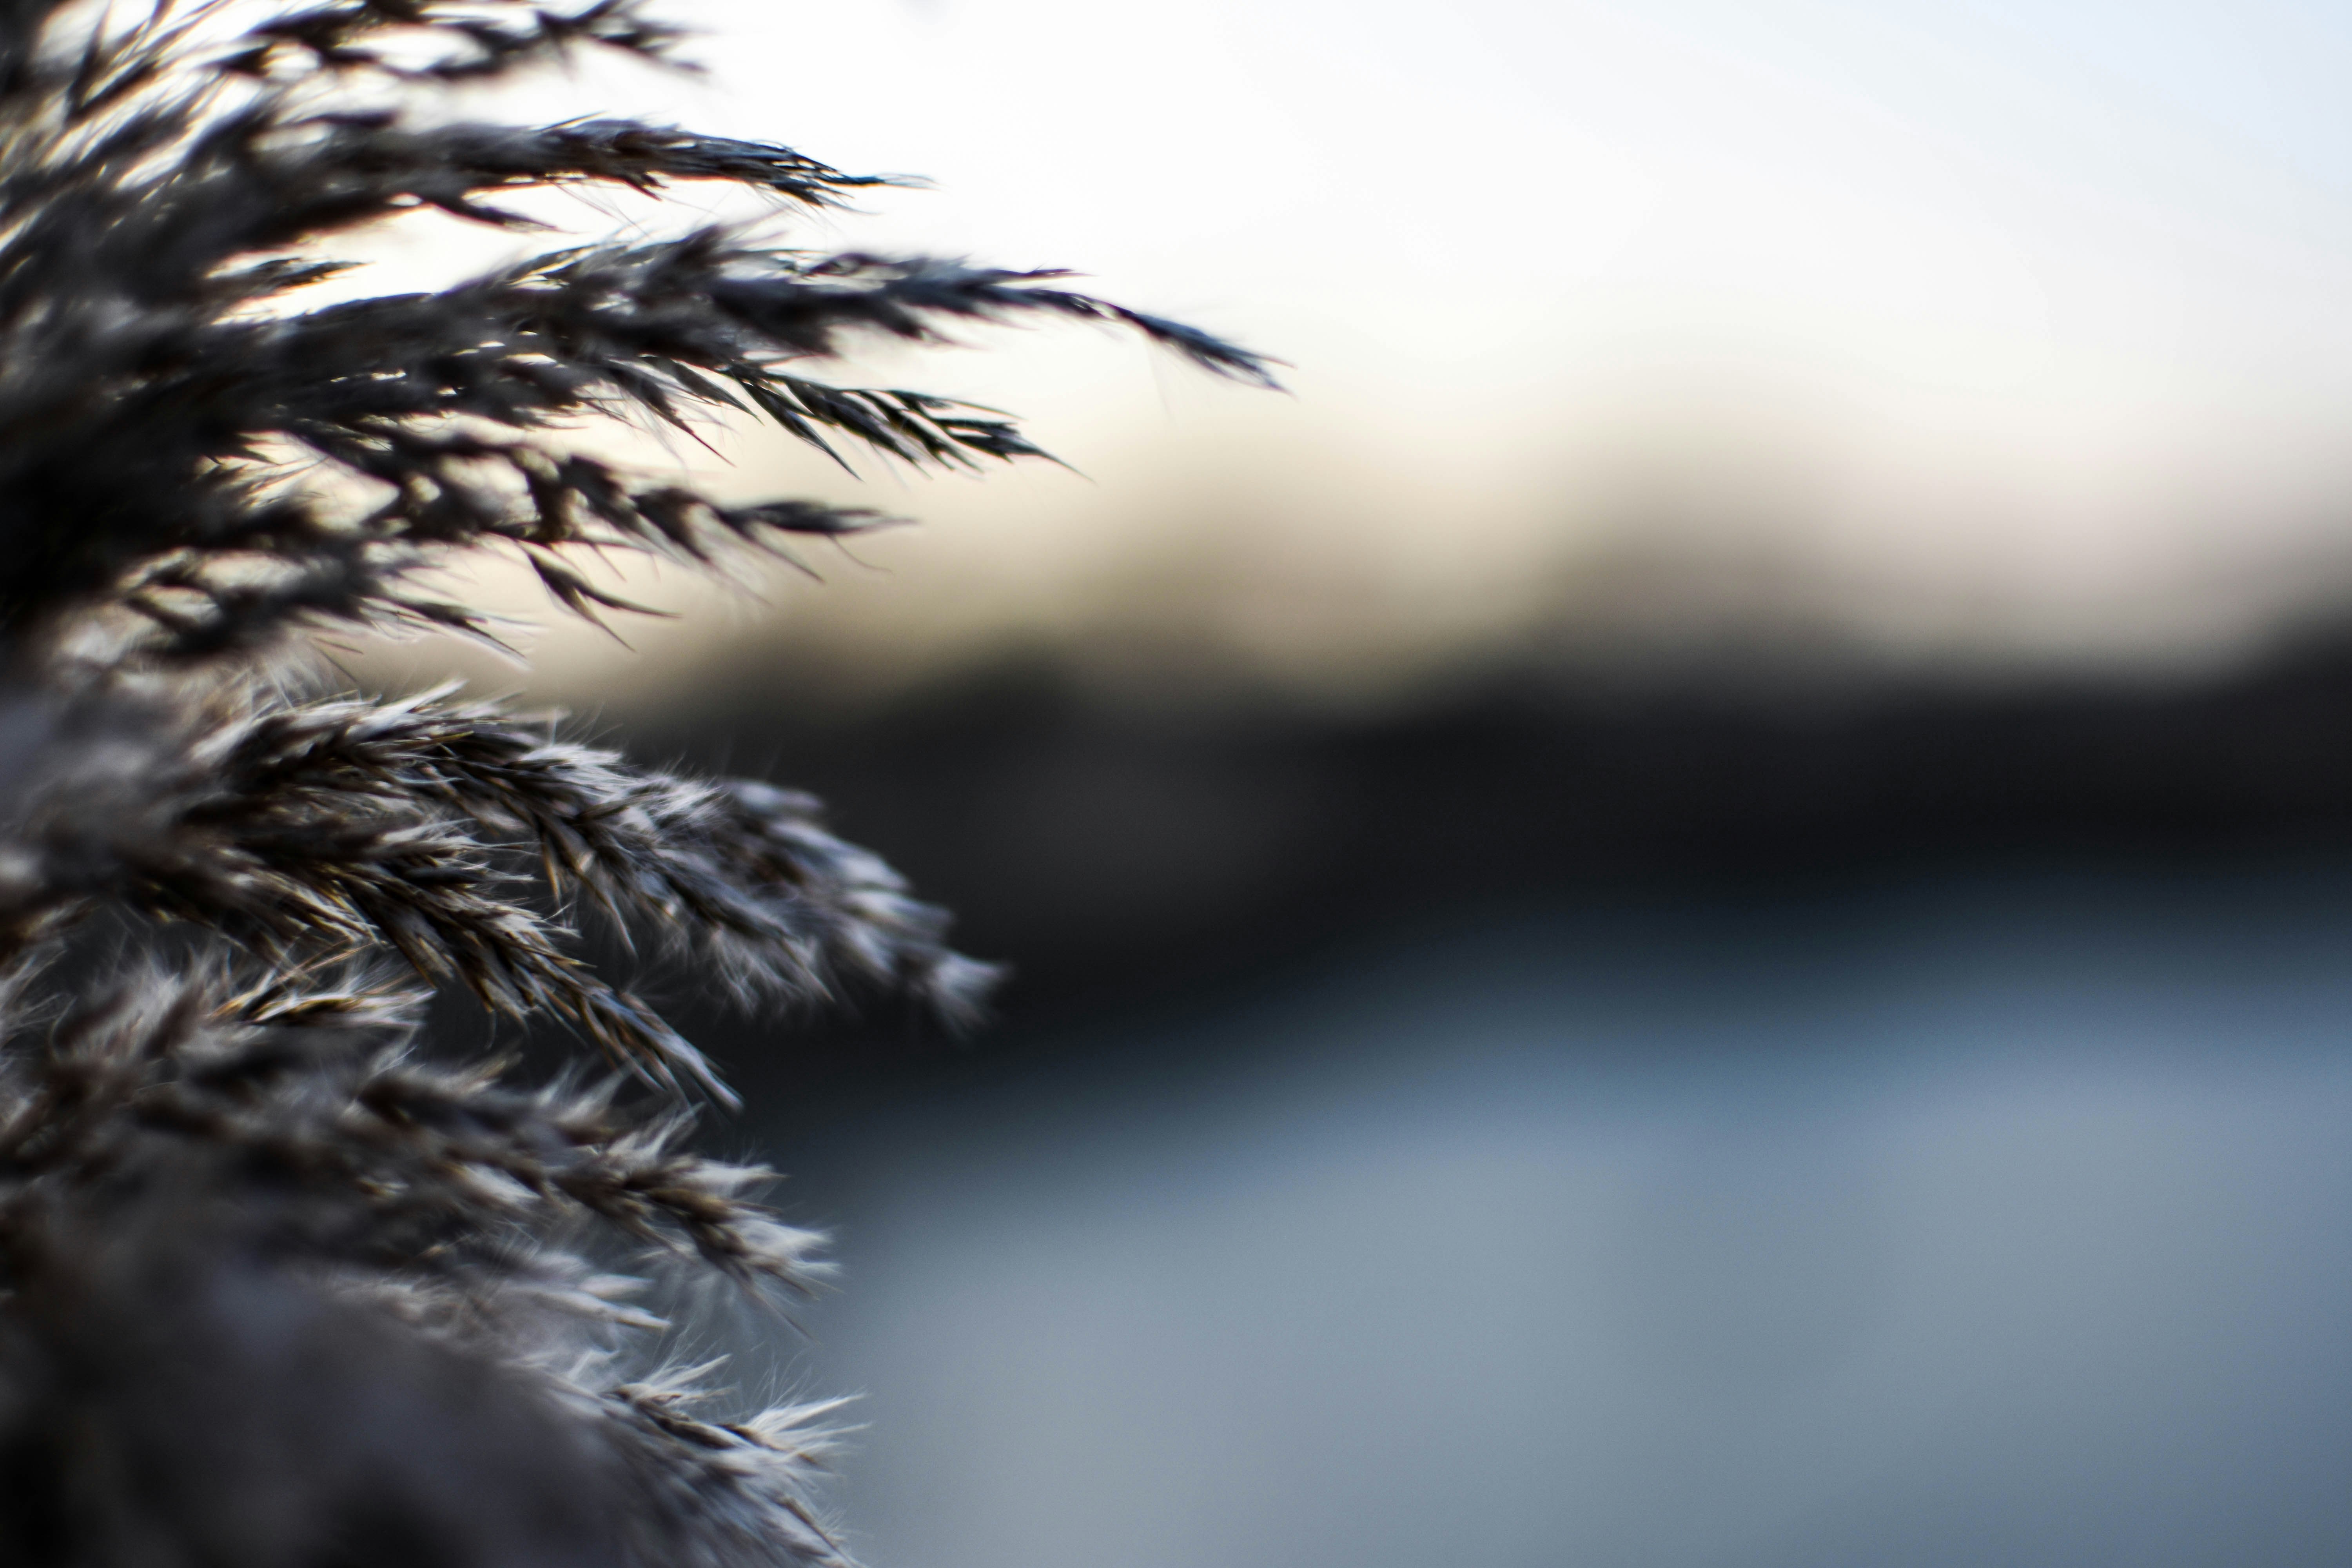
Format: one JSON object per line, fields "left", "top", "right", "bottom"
{"left": 355, "top": 0, "right": 2352, "bottom": 704}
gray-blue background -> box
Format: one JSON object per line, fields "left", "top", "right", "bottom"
{"left": 744, "top": 867, "right": 2352, "bottom": 1568}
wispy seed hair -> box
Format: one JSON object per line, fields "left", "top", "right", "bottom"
{"left": 0, "top": 1, "right": 1272, "bottom": 1563}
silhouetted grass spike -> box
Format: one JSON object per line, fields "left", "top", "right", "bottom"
{"left": 0, "top": 0, "right": 1271, "bottom": 1561}
{"left": 0, "top": 2, "right": 1275, "bottom": 654}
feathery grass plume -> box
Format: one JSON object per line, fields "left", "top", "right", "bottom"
{"left": 0, "top": 2, "right": 1276, "bottom": 1562}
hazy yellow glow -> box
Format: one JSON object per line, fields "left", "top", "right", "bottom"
{"left": 347, "top": 0, "right": 2352, "bottom": 704}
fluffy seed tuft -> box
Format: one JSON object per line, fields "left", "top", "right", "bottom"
{"left": 0, "top": 2, "right": 1270, "bottom": 1563}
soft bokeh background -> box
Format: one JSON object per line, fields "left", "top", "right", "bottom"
{"left": 370, "top": 3, "right": 2352, "bottom": 1563}
{"left": 370, "top": 0, "right": 2352, "bottom": 704}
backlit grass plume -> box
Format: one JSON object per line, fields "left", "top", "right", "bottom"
{"left": 0, "top": 2, "right": 1274, "bottom": 1562}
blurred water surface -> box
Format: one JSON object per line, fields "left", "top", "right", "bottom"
{"left": 762, "top": 866, "right": 2352, "bottom": 1568}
